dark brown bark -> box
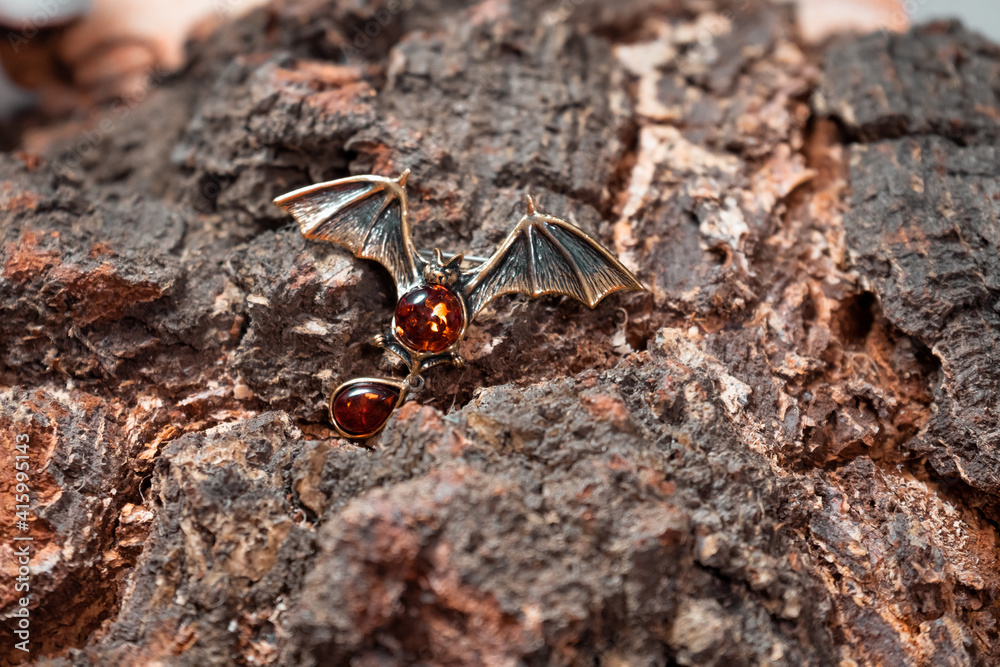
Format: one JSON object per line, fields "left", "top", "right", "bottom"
{"left": 1, "top": 2, "right": 998, "bottom": 665}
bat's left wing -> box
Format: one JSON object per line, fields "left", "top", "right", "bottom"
{"left": 460, "top": 198, "right": 643, "bottom": 318}
{"left": 273, "top": 171, "right": 422, "bottom": 295}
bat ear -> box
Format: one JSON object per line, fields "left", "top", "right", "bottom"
{"left": 444, "top": 253, "right": 464, "bottom": 269}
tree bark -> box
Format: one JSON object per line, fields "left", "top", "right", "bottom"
{"left": 1, "top": 1, "right": 999, "bottom": 665}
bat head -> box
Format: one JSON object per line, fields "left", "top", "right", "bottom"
{"left": 424, "top": 248, "right": 464, "bottom": 286}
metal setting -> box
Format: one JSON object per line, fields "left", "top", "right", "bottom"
{"left": 418, "top": 249, "right": 488, "bottom": 265}
{"left": 377, "top": 285, "right": 469, "bottom": 375}
{"left": 275, "top": 170, "right": 644, "bottom": 439}
{"left": 328, "top": 376, "right": 409, "bottom": 439}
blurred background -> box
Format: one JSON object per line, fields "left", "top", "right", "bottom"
{"left": 0, "top": 0, "right": 996, "bottom": 122}
{"left": 0, "top": 0, "right": 266, "bottom": 122}
{"left": 911, "top": 0, "right": 1000, "bottom": 41}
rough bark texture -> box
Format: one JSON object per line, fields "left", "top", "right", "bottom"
{"left": 1, "top": 1, "right": 999, "bottom": 665}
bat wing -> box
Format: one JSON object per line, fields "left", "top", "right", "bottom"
{"left": 273, "top": 171, "right": 422, "bottom": 294}
{"left": 461, "top": 198, "right": 643, "bottom": 318}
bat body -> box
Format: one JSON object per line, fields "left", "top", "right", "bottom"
{"left": 274, "top": 170, "right": 644, "bottom": 377}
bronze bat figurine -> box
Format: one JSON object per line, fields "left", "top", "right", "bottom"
{"left": 274, "top": 170, "right": 643, "bottom": 437}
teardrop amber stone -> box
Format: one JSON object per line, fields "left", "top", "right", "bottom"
{"left": 331, "top": 381, "right": 401, "bottom": 436}
{"left": 394, "top": 284, "right": 465, "bottom": 354}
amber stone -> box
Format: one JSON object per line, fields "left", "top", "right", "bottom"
{"left": 394, "top": 284, "right": 465, "bottom": 353}
{"left": 331, "top": 381, "right": 401, "bottom": 436}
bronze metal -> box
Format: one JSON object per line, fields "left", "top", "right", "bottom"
{"left": 275, "top": 170, "right": 644, "bottom": 438}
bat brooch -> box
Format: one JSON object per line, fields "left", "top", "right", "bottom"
{"left": 274, "top": 170, "right": 643, "bottom": 439}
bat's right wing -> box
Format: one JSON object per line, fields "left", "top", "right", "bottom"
{"left": 273, "top": 171, "right": 422, "bottom": 295}
{"left": 461, "top": 198, "right": 643, "bottom": 318}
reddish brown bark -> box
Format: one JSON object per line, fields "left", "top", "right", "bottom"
{"left": 1, "top": 2, "right": 999, "bottom": 665}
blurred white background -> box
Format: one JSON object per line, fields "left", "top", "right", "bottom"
{"left": 910, "top": 0, "right": 1000, "bottom": 41}
{"left": 0, "top": 0, "right": 90, "bottom": 22}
